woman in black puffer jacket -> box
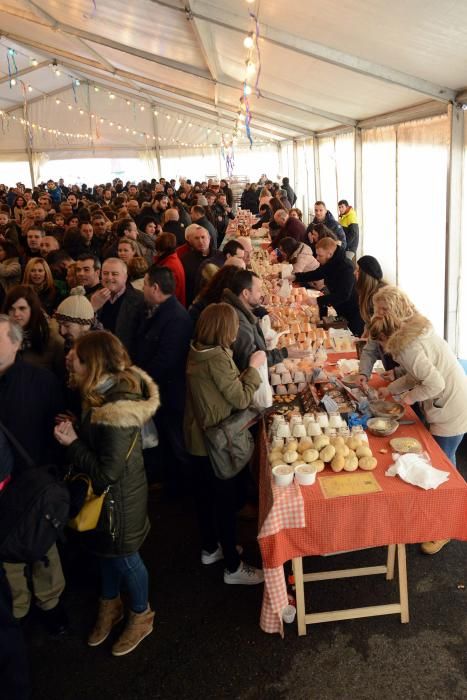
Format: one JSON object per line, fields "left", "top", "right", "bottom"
{"left": 54, "top": 331, "right": 160, "bottom": 657}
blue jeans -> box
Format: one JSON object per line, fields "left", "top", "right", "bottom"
{"left": 432, "top": 434, "right": 464, "bottom": 467}
{"left": 99, "top": 553, "right": 149, "bottom": 613}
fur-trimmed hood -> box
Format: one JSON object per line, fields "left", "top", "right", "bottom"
{"left": 90, "top": 366, "right": 160, "bottom": 427}
{"left": 385, "top": 312, "right": 432, "bottom": 356}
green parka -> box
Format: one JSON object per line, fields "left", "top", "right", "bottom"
{"left": 184, "top": 343, "right": 261, "bottom": 457}
{"left": 67, "top": 366, "right": 160, "bottom": 557}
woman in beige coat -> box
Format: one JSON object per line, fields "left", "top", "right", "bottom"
{"left": 185, "top": 303, "right": 265, "bottom": 585}
{"left": 279, "top": 236, "right": 320, "bottom": 274}
{"left": 369, "top": 310, "right": 467, "bottom": 554}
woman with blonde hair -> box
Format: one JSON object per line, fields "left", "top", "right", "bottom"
{"left": 23, "top": 257, "right": 59, "bottom": 315}
{"left": 369, "top": 311, "right": 467, "bottom": 553}
{"left": 185, "top": 303, "right": 265, "bottom": 584}
{"left": 54, "top": 331, "right": 160, "bottom": 655}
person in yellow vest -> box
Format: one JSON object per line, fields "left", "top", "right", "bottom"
{"left": 338, "top": 200, "right": 359, "bottom": 259}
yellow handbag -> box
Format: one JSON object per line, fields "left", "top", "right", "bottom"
{"left": 68, "top": 431, "right": 139, "bottom": 532}
{"left": 68, "top": 474, "right": 109, "bottom": 532}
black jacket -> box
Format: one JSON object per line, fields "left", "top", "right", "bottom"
{"left": 135, "top": 295, "right": 193, "bottom": 414}
{"left": 308, "top": 211, "right": 347, "bottom": 250}
{"left": 212, "top": 203, "right": 235, "bottom": 238}
{"left": 240, "top": 189, "right": 259, "bottom": 214}
{"left": 163, "top": 220, "right": 185, "bottom": 247}
{"left": 283, "top": 183, "right": 297, "bottom": 206}
{"left": 0, "top": 359, "right": 64, "bottom": 471}
{"left": 295, "top": 246, "right": 364, "bottom": 337}
{"left": 182, "top": 248, "right": 212, "bottom": 307}
{"left": 97, "top": 285, "right": 145, "bottom": 359}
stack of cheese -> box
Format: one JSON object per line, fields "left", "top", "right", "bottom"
{"left": 269, "top": 433, "right": 377, "bottom": 474}
{"left": 269, "top": 358, "right": 314, "bottom": 396}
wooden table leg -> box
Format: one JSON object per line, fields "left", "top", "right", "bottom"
{"left": 397, "top": 544, "right": 410, "bottom": 623}
{"left": 292, "top": 557, "right": 307, "bottom": 636}
{"left": 386, "top": 544, "right": 396, "bottom": 580}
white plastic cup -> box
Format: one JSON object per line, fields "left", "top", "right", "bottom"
{"left": 282, "top": 605, "right": 297, "bottom": 624}
{"left": 294, "top": 464, "right": 317, "bottom": 485}
{"left": 272, "top": 464, "right": 294, "bottom": 486}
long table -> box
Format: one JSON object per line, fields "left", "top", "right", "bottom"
{"left": 257, "top": 360, "right": 467, "bottom": 636}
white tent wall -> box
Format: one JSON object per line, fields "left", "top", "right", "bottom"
{"left": 359, "top": 114, "right": 449, "bottom": 337}
{"left": 294, "top": 139, "right": 315, "bottom": 222}
{"left": 457, "top": 111, "right": 467, "bottom": 359}
{"left": 316, "top": 132, "right": 356, "bottom": 213}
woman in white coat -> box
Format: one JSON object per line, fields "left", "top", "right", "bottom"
{"left": 369, "top": 309, "right": 467, "bottom": 554}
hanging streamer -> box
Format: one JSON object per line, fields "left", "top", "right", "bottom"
{"left": 6, "top": 48, "right": 18, "bottom": 87}
{"left": 248, "top": 11, "right": 262, "bottom": 98}
{"left": 241, "top": 85, "right": 253, "bottom": 149}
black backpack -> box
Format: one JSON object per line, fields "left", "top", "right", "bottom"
{"left": 0, "top": 420, "right": 70, "bottom": 564}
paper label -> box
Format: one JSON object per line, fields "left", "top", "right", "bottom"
{"left": 319, "top": 472, "right": 382, "bottom": 498}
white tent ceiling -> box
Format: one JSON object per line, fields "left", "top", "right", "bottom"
{"left": 1, "top": 0, "right": 467, "bottom": 156}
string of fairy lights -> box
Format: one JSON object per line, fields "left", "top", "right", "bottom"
{"left": 1, "top": 16, "right": 270, "bottom": 155}
{"left": 1, "top": 53, "right": 274, "bottom": 149}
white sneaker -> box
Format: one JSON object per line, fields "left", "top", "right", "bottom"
{"left": 201, "top": 544, "right": 243, "bottom": 566}
{"left": 224, "top": 562, "right": 264, "bottom": 585}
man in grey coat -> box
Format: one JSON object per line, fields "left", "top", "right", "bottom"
{"left": 222, "top": 270, "right": 288, "bottom": 371}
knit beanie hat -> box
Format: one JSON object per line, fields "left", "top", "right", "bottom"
{"left": 54, "top": 286, "right": 95, "bottom": 324}
{"left": 357, "top": 255, "right": 383, "bottom": 281}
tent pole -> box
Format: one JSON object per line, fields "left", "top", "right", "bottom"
{"left": 354, "top": 127, "right": 363, "bottom": 256}
{"left": 23, "top": 102, "right": 35, "bottom": 188}
{"left": 444, "top": 103, "right": 464, "bottom": 351}
{"left": 152, "top": 112, "right": 162, "bottom": 178}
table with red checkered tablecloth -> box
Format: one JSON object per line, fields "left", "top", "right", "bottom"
{"left": 257, "top": 396, "right": 467, "bottom": 636}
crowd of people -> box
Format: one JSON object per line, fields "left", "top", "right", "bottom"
{"left": 0, "top": 173, "right": 466, "bottom": 698}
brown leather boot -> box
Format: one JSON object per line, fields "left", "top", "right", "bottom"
{"left": 111, "top": 607, "right": 154, "bottom": 656}
{"left": 87, "top": 597, "right": 124, "bottom": 647}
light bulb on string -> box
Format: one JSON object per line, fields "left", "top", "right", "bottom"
{"left": 67, "top": 104, "right": 73, "bottom": 110}
{"left": 153, "top": 110, "right": 158, "bottom": 116}
{"left": 79, "top": 109, "right": 84, "bottom": 115}
{"left": 140, "top": 105, "right": 145, "bottom": 111}
{"left": 126, "top": 100, "right": 131, "bottom": 106}
{"left": 55, "top": 98, "right": 61, "bottom": 104}
{"left": 30, "top": 58, "right": 38, "bottom": 66}
{"left": 109, "top": 93, "right": 116, "bottom": 100}
{"left": 243, "top": 33, "right": 254, "bottom": 49}
{"left": 10, "top": 78, "right": 16, "bottom": 86}
{"left": 177, "top": 118, "right": 182, "bottom": 123}
{"left": 94, "top": 86, "right": 99, "bottom": 92}
{"left": 166, "top": 114, "right": 171, "bottom": 120}
{"left": 27, "top": 85, "right": 33, "bottom": 92}
{"left": 246, "top": 60, "right": 256, "bottom": 76}
{"left": 244, "top": 84, "right": 252, "bottom": 96}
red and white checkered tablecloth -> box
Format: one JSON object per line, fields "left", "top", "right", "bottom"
{"left": 258, "top": 480, "right": 305, "bottom": 539}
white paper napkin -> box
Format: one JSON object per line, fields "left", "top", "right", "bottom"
{"left": 386, "top": 453, "right": 450, "bottom": 490}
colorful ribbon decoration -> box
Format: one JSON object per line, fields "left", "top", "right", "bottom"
{"left": 248, "top": 11, "right": 262, "bottom": 98}
{"left": 241, "top": 86, "right": 253, "bottom": 149}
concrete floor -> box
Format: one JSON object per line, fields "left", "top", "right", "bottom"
{"left": 26, "top": 441, "right": 467, "bottom": 700}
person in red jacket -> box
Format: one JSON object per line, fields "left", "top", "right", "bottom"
{"left": 153, "top": 232, "right": 186, "bottom": 306}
